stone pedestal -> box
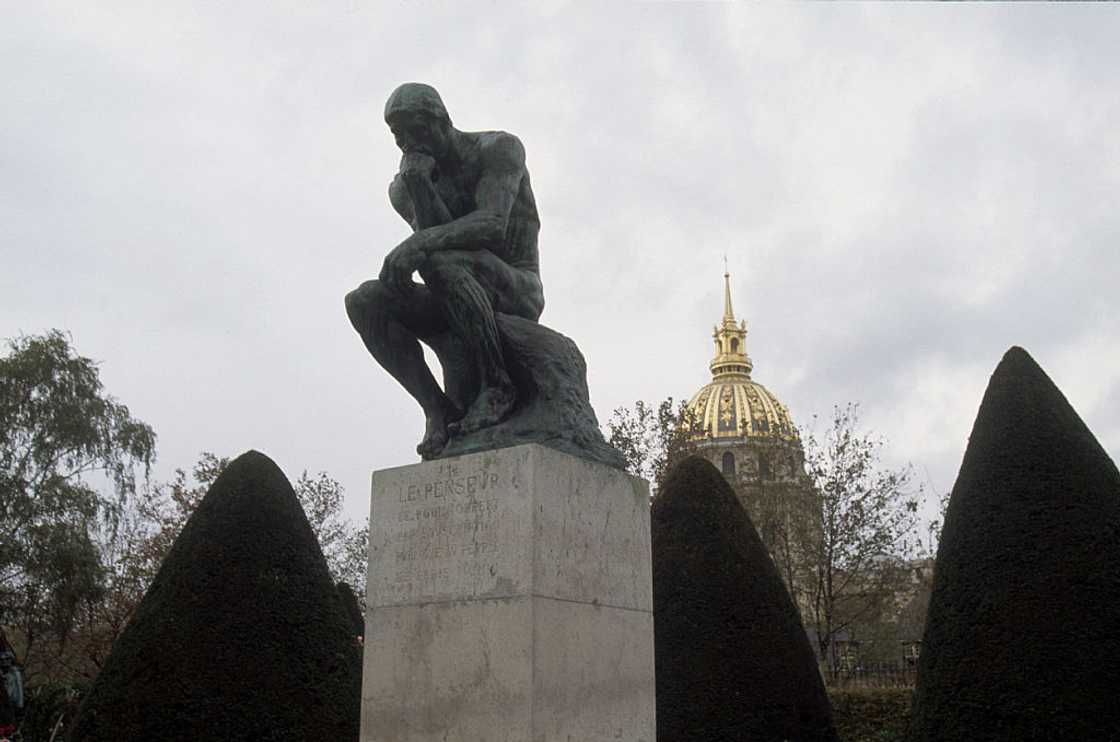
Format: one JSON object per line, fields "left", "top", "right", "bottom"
{"left": 361, "top": 444, "right": 655, "bottom": 742}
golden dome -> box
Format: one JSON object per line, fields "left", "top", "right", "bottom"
{"left": 686, "top": 378, "right": 798, "bottom": 441}
{"left": 685, "top": 271, "right": 799, "bottom": 442}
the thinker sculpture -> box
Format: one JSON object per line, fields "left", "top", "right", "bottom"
{"left": 346, "top": 83, "right": 622, "bottom": 469}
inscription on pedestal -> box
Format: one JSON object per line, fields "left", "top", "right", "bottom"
{"left": 369, "top": 454, "right": 529, "bottom": 606}
{"left": 362, "top": 445, "right": 655, "bottom": 742}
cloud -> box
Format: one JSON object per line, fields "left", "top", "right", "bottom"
{"left": 2, "top": 4, "right": 1117, "bottom": 524}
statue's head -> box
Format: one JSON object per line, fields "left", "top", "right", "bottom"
{"left": 384, "top": 83, "right": 454, "bottom": 159}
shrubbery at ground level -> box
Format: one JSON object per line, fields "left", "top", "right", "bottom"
{"left": 10, "top": 681, "right": 86, "bottom": 741}
{"left": 828, "top": 688, "right": 912, "bottom": 742}
{"left": 26, "top": 680, "right": 912, "bottom": 741}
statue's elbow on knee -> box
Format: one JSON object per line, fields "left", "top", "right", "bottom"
{"left": 344, "top": 287, "right": 360, "bottom": 321}
{"left": 345, "top": 282, "right": 376, "bottom": 329}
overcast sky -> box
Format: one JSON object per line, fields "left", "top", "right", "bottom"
{"left": 3, "top": 4, "right": 1118, "bottom": 527}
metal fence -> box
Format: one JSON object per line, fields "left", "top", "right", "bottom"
{"left": 823, "top": 660, "right": 917, "bottom": 689}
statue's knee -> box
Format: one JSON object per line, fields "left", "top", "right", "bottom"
{"left": 345, "top": 280, "right": 383, "bottom": 327}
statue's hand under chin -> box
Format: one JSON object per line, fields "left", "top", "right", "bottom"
{"left": 400, "top": 151, "right": 437, "bottom": 179}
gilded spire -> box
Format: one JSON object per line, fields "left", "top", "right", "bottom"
{"left": 710, "top": 267, "right": 752, "bottom": 379}
{"left": 723, "top": 270, "right": 735, "bottom": 323}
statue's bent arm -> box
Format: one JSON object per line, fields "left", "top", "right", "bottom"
{"left": 388, "top": 175, "right": 418, "bottom": 229}
{"left": 411, "top": 134, "right": 526, "bottom": 256}
{"left": 390, "top": 172, "right": 454, "bottom": 232}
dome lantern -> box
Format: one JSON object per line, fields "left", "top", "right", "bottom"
{"left": 710, "top": 270, "right": 753, "bottom": 380}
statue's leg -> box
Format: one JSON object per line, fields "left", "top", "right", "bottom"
{"left": 420, "top": 251, "right": 544, "bottom": 434}
{"left": 426, "top": 332, "right": 478, "bottom": 422}
{"left": 344, "top": 279, "right": 462, "bottom": 458}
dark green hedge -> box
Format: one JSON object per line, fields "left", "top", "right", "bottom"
{"left": 653, "top": 456, "right": 837, "bottom": 741}
{"left": 69, "top": 450, "right": 361, "bottom": 741}
{"left": 336, "top": 581, "right": 364, "bottom": 639}
{"left": 829, "top": 688, "right": 912, "bottom": 742}
{"left": 910, "top": 347, "right": 1120, "bottom": 740}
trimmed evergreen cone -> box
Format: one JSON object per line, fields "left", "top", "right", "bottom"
{"left": 337, "top": 581, "right": 365, "bottom": 640}
{"left": 653, "top": 456, "right": 837, "bottom": 741}
{"left": 910, "top": 347, "right": 1120, "bottom": 741}
{"left": 69, "top": 450, "right": 361, "bottom": 741}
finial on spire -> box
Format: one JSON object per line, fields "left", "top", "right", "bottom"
{"left": 722, "top": 264, "right": 734, "bottom": 322}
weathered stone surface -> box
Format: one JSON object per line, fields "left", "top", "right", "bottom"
{"left": 435, "top": 314, "right": 625, "bottom": 469}
{"left": 910, "top": 347, "right": 1120, "bottom": 741}
{"left": 361, "top": 444, "right": 654, "bottom": 742}
{"left": 653, "top": 456, "right": 838, "bottom": 742}
{"left": 69, "top": 450, "right": 361, "bottom": 742}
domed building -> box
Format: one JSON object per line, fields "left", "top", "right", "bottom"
{"left": 686, "top": 272, "right": 808, "bottom": 492}
{"left": 685, "top": 272, "right": 815, "bottom": 593}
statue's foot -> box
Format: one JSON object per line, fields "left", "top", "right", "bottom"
{"left": 416, "top": 401, "right": 463, "bottom": 459}
{"left": 416, "top": 420, "right": 448, "bottom": 460}
{"left": 452, "top": 382, "right": 516, "bottom": 436}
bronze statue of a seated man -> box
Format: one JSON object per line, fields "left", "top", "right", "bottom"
{"left": 345, "top": 83, "right": 544, "bottom": 459}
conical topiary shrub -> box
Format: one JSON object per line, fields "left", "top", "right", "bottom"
{"left": 337, "top": 581, "right": 365, "bottom": 640}
{"left": 653, "top": 456, "right": 838, "bottom": 741}
{"left": 910, "top": 347, "right": 1120, "bottom": 740}
{"left": 69, "top": 450, "right": 361, "bottom": 741}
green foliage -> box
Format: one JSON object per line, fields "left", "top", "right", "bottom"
{"left": 2, "top": 330, "right": 368, "bottom": 715}
{"left": 801, "top": 403, "right": 922, "bottom": 672}
{"left": 12, "top": 454, "right": 232, "bottom": 687}
{"left": 16, "top": 451, "right": 369, "bottom": 693}
{"left": 828, "top": 688, "right": 911, "bottom": 742}
{"left": 133, "top": 452, "right": 229, "bottom": 584}
{"left": 336, "top": 582, "right": 364, "bottom": 639}
{"left": 605, "top": 398, "right": 701, "bottom": 490}
{"left": 18, "top": 680, "right": 86, "bottom": 741}
{"left": 294, "top": 470, "right": 369, "bottom": 599}
{"left": 1, "top": 330, "right": 155, "bottom": 652}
